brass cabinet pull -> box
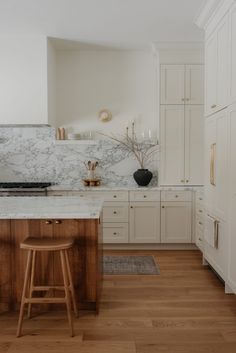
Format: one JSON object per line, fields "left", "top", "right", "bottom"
{"left": 210, "top": 143, "right": 216, "bottom": 186}
{"left": 162, "top": 206, "right": 165, "bottom": 209}
{"left": 45, "top": 220, "right": 52, "bottom": 225}
{"left": 113, "top": 211, "right": 117, "bottom": 214}
{"left": 198, "top": 221, "right": 203, "bottom": 225}
{"left": 55, "top": 220, "right": 62, "bottom": 224}
{"left": 199, "top": 210, "right": 203, "bottom": 213}
{"left": 175, "top": 195, "right": 179, "bottom": 198}
{"left": 143, "top": 195, "right": 147, "bottom": 198}
{"left": 113, "top": 232, "right": 117, "bottom": 235}
{"left": 214, "top": 220, "right": 219, "bottom": 248}
{"left": 130, "top": 206, "right": 133, "bottom": 209}
{"left": 113, "top": 195, "right": 117, "bottom": 198}
{"left": 186, "top": 179, "right": 189, "bottom": 183}
{"left": 211, "top": 104, "right": 217, "bottom": 109}
{"left": 199, "top": 197, "right": 203, "bottom": 201}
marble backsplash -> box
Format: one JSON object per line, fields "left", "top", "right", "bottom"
{"left": 0, "top": 126, "right": 159, "bottom": 187}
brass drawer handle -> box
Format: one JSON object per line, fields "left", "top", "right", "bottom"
{"left": 162, "top": 206, "right": 165, "bottom": 209}
{"left": 130, "top": 206, "right": 133, "bottom": 209}
{"left": 113, "top": 195, "right": 117, "bottom": 198}
{"left": 113, "top": 232, "right": 117, "bottom": 235}
{"left": 143, "top": 195, "right": 147, "bottom": 198}
{"left": 113, "top": 211, "right": 117, "bottom": 214}
{"left": 55, "top": 220, "right": 62, "bottom": 224}
{"left": 45, "top": 220, "right": 52, "bottom": 225}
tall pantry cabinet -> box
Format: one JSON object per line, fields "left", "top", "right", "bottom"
{"left": 199, "top": 0, "right": 236, "bottom": 293}
{"left": 160, "top": 64, "right": 204, "bottom": 186}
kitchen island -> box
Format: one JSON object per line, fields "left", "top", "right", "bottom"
{"left": 0, "top": 196, "right": 103, "bottom": 313}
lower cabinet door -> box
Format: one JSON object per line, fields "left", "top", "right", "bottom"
{"left": 103, "top": 223, "right": 129, "bottom": 243}
{"left": 161, "top": 202, "right": 192, "bottom": 243}
{"left": 129, "top": 202, "right": 161, "bottom": 243}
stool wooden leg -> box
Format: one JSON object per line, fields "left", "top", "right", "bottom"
{"left": 65, "top": 249, "right": 79, "bottom": 317}
{"left": 60, "top": 250, "right": 74, "bottom": 337}
{"left": 16, "top": 250, "right": 33, "bottom": 337}
{"left": 27, "top": 250, "right": 36, "bottom": 319}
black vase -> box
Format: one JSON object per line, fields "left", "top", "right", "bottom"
{"left": 133, "top": 169, "right": 153, "bottom": 186}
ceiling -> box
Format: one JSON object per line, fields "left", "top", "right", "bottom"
{"left": 0, "top": 0, "right": 209, "bottom": 49}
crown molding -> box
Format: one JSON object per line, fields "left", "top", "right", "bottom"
{"left": 195, "top": 0, "right": 234, "bottom": 29}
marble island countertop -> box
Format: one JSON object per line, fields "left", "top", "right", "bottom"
{"left": 0, "top": 196, "right": 103, "bottom": 219}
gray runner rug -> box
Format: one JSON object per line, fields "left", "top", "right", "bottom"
{"left": 103, "top": 255, "right": 160, "bottom": 275}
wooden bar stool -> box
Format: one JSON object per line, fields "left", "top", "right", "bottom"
{"left": 16, "top": 237, "right": 78, "bottom": 337}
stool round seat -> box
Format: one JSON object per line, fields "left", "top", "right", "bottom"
{"left": 20, "top": 237, "right": 74, "bottom": 251}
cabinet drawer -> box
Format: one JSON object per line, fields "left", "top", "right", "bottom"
{"left": 196, "top": 205, "right": 204, "bottom": 218}
{"left": 129, "top": 191, "right": 160, "bottom": 202}
{"left": 103, "top": 202, "right": 128, "bottom": 222}
{"left": 67, "top": 190, "right": 128, "bottom": 202}
{"left": 195, "top": 193, "right": 204, "bottom": 204}
{"left": 161, "top": 191, "right": 192, "bottom": 202}
{"left": 196, "top": 214, "right": 204, "bottom": 229}
{"left": 103, "top": 223, "right": 129, "bottom": 243}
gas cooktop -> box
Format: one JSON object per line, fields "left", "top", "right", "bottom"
{"left": 0, "top": 182, "right": 52, "bottom": 189}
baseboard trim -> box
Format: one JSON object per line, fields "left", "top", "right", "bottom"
{"left": 103, "top": 244, "right": 198, "bottom": 250}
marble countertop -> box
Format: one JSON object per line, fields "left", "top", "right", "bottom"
{"left": 0, "top": 196, "right": 103, "bottom": 219}
{"left": 47, "top": 184, "right": 204, "bottom": 192}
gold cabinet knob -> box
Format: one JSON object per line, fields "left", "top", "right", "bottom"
{"left": 113, "top": 211, "right": 117, "bottom": 214}
{"left": 143, "top": 195, "right": 147, "bottom": 198}
{"left": 113, "top": 195, "right": 117, "bottom": 198}
{"left": 130, "top": 206, "right": 133, "bottom": 209}
{"left": 211, "top": 104, "right": 217, "bottom": 109}
{"left": 45, "top": 220, "right": 52, "bottom": 225}
{"left": 186, "top": 180, "right": 189, "bottom": 183}
{"left": 113, "top": 232, "right": 117, "bottom": 235}
{"left": 175, "top": 195, "right": 178, "bottom": 198}
{"left": 55, "top": 220, "right": 62, "bottom": 224}
{"left": 162, "top": 206, "right": 165, "bottom": 209}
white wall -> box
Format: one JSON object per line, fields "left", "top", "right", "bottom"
{"left": 0, "top": 35, "right": 48, "bottom": 124}
{"left": 47, "top": 39, "right": 57, "bottom": 127}
{"left": 54, "top": 49, "right": 158, "bottom": 139}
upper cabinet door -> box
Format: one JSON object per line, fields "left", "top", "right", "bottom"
{"left": 160, "top": 105, "right": 185, "bottom": 185}
{"left": 205, "top": 13, "right": 229, "bottom": 116}
{"left": 184, "top": 105, "right": 204, "bottom": 185}
{"left": 205, "top": 33, "right": 217, "bottom": 116}
{"left": 216, "top": 14, "right": 229, "bottom": 112}
{"left": 185, "top": 65, "right": 204, "bottom": 105}
{"left": 229, "top": 3, "right": 236, "bottom": 105}
{"left": 161, "top": 65, "right": 185, "bottom": 104}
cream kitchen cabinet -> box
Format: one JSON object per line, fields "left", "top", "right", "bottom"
{"left": 195, "top": 190, "right": 205, "bottom": 252}
{"left": 129, "top": 191, "right": 161, "bottom": 243}
{"left": 161, "top": 201, "right": 192, "bottom": 243}
{"left": 229, "top": 2, "right": 236, "bottom": 105}
{"left": 227, "top": 103, "right": 236, "bottom": 292}
{"left": 204, "top": 109, "right": 228, "bottom": 222}
{"left": 161, "top": 64, "right": 204, "bottom": 105}
{"left": 205, "top": 13, "right": 229, "bottom": 116}
{"left": 160, "top": 105, "right": 204, "bottom": 185}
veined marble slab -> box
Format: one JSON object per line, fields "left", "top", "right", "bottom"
{"left": 0, "top": 196, "right": 103, "bottom": 219}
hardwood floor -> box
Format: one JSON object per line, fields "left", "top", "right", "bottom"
{"left": 1, "top": 250, "right": 236, "bottom": 352}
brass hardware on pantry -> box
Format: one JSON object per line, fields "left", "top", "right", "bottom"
{"left": 113, "top": 195, "right": 117, "bottom": 198}
{"left": 175, "top": 195, "right": 178, "bottom": 198}
{"left": 55, "top": 220, "right": 62, "bottom": 224}
{"left": 113, "top": 232, "right": 117, "bottom": 235}
{"left": 211, "top": 104, "right": 217, "bottom": 109}
{"left": 162, "top": 206, "right": 165, "bottom": 209}
{"left": 214, "top": 219, "right": 219, "bottom": 248}
{"left": 113, "top": 211, "right": 117, "bottom": 214}
{"left": 143, "top": 195, "right": 147, "bottom": 198}
{"left": 45, "top": 220, "right": 52, "bottom": 225}
{"left": 210, "top": 143, "right": 216, "bottom": 186}
{"left": 130, "top": 206, "right": 133, "bottom": 209}
{"left": 186, "top": 179, "right": 189, "bottom": 183}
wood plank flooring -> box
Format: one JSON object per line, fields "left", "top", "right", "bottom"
{"left": 1, "top": 250, "right": 236, "bottom": 353}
